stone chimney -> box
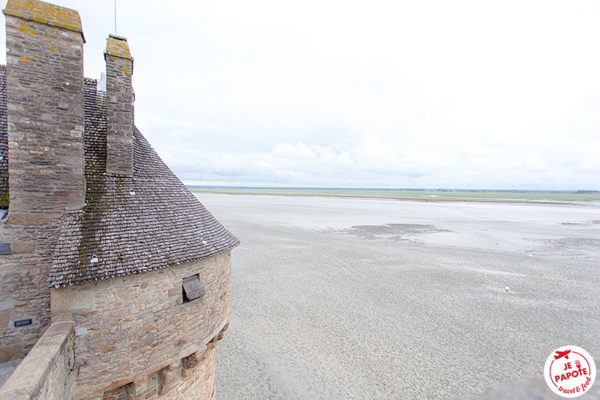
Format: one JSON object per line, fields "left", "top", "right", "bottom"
{"left": 105, "top": 35, "right": 134, "bottom": 177}
{"left": 3, "top": 0, "right": 85, "bottom": 213}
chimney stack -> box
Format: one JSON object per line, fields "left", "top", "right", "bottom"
{"left": 105, "top": 35, "right": 134, "bottom": 177}
{"left": 3, "top": 0, "right": 85, "bottom": 212}
{"left": 0, "top": 0, "right": 85, "bottom": 362}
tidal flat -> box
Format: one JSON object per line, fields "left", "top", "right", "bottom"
{"left": 196, "top": 193, "right": 600, "bottom": 399}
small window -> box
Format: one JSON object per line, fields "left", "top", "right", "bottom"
{"left": 182, "top": 275, "right": 205, "bottom": 303}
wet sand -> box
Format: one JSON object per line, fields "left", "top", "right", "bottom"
{"left": 195, "top": 194, "right": 600, "bottom": 399}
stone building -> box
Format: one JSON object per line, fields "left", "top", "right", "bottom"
{"left": 0, "top": 0, "right": 239, "bottom": 399}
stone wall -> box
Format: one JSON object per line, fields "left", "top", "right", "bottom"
{"left": 0, "top": 215, "right": 62, "bottom": 361}
{"left": 0, "top": 321, "right": 76, "bottom": 400}
{"left": 0, "top": 0, "right": 85, "bottom": 360}
{"left": 102, "top": 343, "right": 217, "bottom": 400}
{"left": 51, "top": 251, "right": 232, "bottom": 400}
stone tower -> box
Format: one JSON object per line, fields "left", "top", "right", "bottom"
{"left": 0, "top": 1, "right": 238, "bottom": 399}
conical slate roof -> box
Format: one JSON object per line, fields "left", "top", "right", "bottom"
{"left": 42, "top": 79, "right": 238, "bottom": 286}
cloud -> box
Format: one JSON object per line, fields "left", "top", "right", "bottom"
{"left": 1, "top": 0, "right": 599, "bottom": 189}
{"left": 160, "top": 130, "right": 600, "bottom": 189}
{"left": 272, "top": 143, "right": 316, "bottom": 159}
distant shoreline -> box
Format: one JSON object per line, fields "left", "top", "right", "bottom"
{"left": 189, "top": 187, "right": 600, "bottom": 205}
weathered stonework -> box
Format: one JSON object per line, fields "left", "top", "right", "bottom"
{"left": 0, "top": 0, "right": 85, "bottom": 360}
{"left": 105, "top": 35, "right": 134, "bottom": 177}
{"left": 0, "top": 214, "right": 62, "bottom": 361}
{"left": 51, "top": 252, "right": 231, "bottom": 399}
{"left": 103, "top": 344, "right": 217, "bottom": 400}
{"left": 4, "top": 0, "right": 85, "bottom": 212}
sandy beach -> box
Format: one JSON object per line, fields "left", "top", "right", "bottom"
{"left": 195, "top": 193, "right": 600, "bottom": 399}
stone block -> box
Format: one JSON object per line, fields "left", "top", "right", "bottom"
{"left": 0, "top": 345, "right": 22, "bottom": 363}
{"left": 157, "top": 361, "right": 181, "bottom": 394}
{"left": 6, "top": 212, "right": 52, "bottom": 225}
{"left": 182, "top": 352, "right": 199, "bottom": 369}
{"left": 51, "top": 289, "right": 93, "bottom": 313}
{"left": 0, "top": 310, "right": 11, "bottom": 328}
{"left": 10, "top": 240, "right": 35, "bottom": 253}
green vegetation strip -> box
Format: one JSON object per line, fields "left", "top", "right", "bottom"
{"left": 189, "top": 188, "right": 600, "bottom": 203}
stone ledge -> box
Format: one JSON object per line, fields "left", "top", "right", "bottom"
{"left": 3, "top": 0, "right": 83, "bottom": 38}
{"left": 0, "top": 320, "right": 75, "bottom": 400}
{"left": 105, "top": 34, "right": 133, "bottom": 61}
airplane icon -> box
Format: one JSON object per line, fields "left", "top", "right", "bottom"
{"left": 554, "top": 350, "right": 571, "bottom": 360}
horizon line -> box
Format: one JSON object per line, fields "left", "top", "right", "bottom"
{"left": 185, "top": 185, "right": 600, "bottom": 193}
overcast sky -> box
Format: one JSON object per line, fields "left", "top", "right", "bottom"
{"left": 1, "top": 0, "right": 599, "bottom": 189}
